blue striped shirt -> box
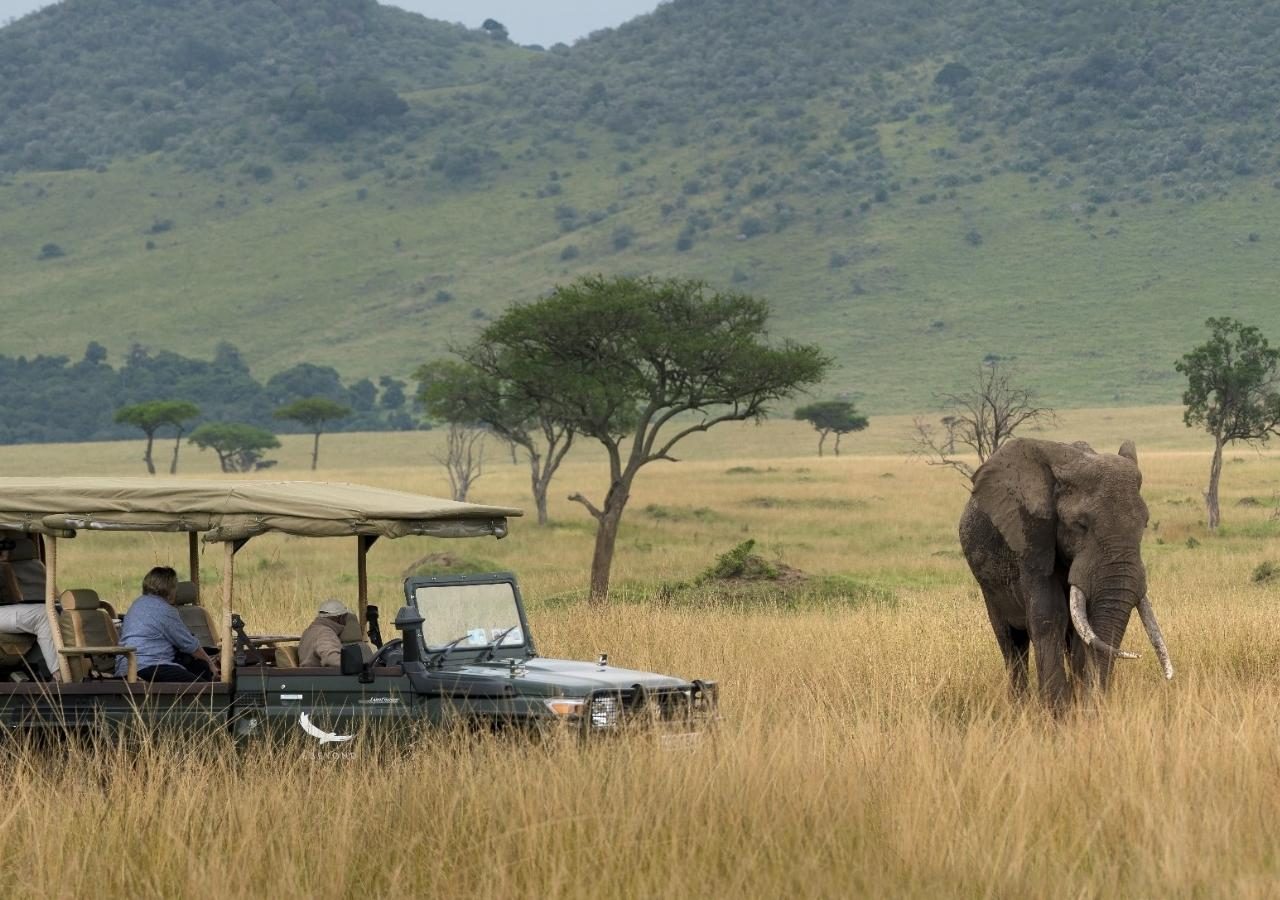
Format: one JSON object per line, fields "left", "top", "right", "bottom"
{"left": 115, "top": 593, "right": 201, "bottom": 675}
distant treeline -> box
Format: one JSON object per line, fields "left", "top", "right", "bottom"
{"left": 0, "top": 342, "right": 414, "bottom": 445}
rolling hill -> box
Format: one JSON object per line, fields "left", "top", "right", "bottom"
{"left": 2, "top": 0, "right": 1280, "bottom": 414}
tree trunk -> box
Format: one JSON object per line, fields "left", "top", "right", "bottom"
{"left": 311, "top": 431, "right": 321, "bottom": 471}
{"left": 143, "top": 432, "right": 156, "bottom": 475}
{"left": 1205, "top": 436, "right": 1224, "bottom": 530}
{"left": 588, "top": 507, "right": 623, "bottom": 604}
{"left": 817, "top": 430, "right": 827, "bottom": 458}
{"left": 169, "top": 431, "right": 183, "bottom": 475}
{"left": 834, "top": 432, "right": 842, "bottom": 457}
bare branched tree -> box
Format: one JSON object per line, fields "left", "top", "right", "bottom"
{"left": 433, "top": 423, "right": 487, "bottom": 502}
{"left": 912, "top": 362, "right": 1057, "bottom": 479}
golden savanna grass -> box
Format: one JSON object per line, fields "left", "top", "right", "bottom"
{"left": 3, "top": 407, "right": 1280, "bottom": 898}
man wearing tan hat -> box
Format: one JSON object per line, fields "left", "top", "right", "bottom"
{"left": 297, "top": 599, "right": 353, "bottom": 667}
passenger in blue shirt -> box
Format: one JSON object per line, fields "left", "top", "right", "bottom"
{"left": 116, "top": 566, "right": 219, "bottom": 682}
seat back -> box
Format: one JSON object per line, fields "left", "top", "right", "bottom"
{"left": 0, "top": 561, "right": 38, "bottom": 668}
{"left": 4, "top": 535, "right": 47, "bottom": 603}
{"left": 59, "top": 589, "right": 120, "bottom": 680}
{"left": 274, "top": 645, "right": 298, "bottom": 668}
{"left": 339, "top": 612, "right": 374, "bottom": 663}
{"left": 174, "top": 581, "right": 220, "bottom": 650}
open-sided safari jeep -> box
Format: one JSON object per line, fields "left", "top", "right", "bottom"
{"left": 0, "top": 478, "right": 717, "bottom": 741}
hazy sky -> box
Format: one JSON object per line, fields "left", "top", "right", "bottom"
{"left": 0, "top": 1, "right": 663, "bottom": 45}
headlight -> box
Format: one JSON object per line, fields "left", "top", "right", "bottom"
{"left": 543, "top": 698, "right": 584, "bottom": 718}
{"left": 589, "top": 695, "right": 619, "bottom": 730}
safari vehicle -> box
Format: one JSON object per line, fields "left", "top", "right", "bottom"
{"left": 0, "top": 479, "right": 717, "bottom": 740}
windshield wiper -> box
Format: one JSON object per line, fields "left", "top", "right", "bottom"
{"left": 476, "top": 626, "right": 521, "bottom": 663}
{"left": 427, "top": 634, "right": 472, "bottom": 669}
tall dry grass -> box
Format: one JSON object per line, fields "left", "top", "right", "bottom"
{"left": 3, "top": 415, "right": 1280, "bottom": 897}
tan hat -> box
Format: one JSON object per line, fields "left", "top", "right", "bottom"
{"left": 318, "top": 598, "right": 352, "bottom": 617}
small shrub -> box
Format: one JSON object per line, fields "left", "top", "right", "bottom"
{"left": 702, "top": 539, "right": 778, "bottom": 581}
{"left": 37, "top": 242, "right": 65, "bottom": 259}
{"left": 1251, "top": 561, "right": 1279, "bottom": 584}
{"left": 559, "top": 244, "right": 580, "bottom": 261}
{"left": 1186, "top": 536, "right": 1201, "bottom": 549}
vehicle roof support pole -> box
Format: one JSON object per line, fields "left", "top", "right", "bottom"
{"left": 188, "top": 531, "right": 200, "bottom": 602}
{"left": 44, "top": 534, "right": 71, "bottom": 682}
{"left": 357, "top": 534, "right": 377, "bottom": 635}
{"left": 220, "top": 540, "right": 235, "bottom": 684}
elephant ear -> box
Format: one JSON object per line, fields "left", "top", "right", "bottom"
{"left": 1118, "top": 440, "right": 1138, "bottom": 464}
{"left": 971, "top": 439, "right": 1080, "bottom": 577}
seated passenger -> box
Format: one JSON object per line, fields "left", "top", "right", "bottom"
{"left": 297, "top": 599, "right": 352, "bottom": 667}
{"left": 116, "top": 566, "right": 219, "bottom": 683}
{"left": 0, "top": 547, "right": 60, "bottom": 681}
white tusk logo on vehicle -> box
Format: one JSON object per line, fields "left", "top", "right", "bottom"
{"left": 298, "top": 711, "right": 353, "bottom": 744}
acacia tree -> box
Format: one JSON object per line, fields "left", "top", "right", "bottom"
{"left": 274, "top": 397, "right": 351, "bottom": 470}
{"left": 416, "top": 359, "right": 574, "bottom": 524}
{"left": 188, "top": 423, "right": 281, "bottom": 473}
{"left": 479, "top": 275, "right": 829, "bottom": 603}
{"left": 1176, "top": 317, "right": 1280, "bottom": 530}
{"left": 433, "top": 423, "right": 487, "bottom": 502}
{"left": 114, "top": 400, "right": 200, "bottom": 475}
{"left": 912, "top": 362, "right": 1056, "bottom": 479}
{"left": 794, "top": 400, "right": 868, "bottom": 457}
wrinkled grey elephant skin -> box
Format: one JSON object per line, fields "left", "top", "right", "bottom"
{"left": 958, "top": 438, "right": 1172, "bottom": 711}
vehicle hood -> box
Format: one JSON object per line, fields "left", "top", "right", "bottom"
{"left": 452, "top": 658, "right": 689, "bottom": 694}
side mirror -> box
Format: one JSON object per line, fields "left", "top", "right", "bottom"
{"left": 394, "top": 605, "right": 425, "bottom": 665}
{"left": 339, "top": 643, "right": 364, "bottom": 676}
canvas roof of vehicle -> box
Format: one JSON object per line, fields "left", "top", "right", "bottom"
{"left": 0, "top": 478, "right": 521, "bottom": 542}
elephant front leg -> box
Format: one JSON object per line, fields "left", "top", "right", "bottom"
{"left": 980, "top": 588, "right": 1031, "bottom": 699}
{"left": 1026, "top": 577, "right": 1072, "bottom": 712}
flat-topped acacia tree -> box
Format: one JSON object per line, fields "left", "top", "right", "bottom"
{"left": 274, "top": 397, "right": 351, "bottom": 470}
{"left": 114, "top": 400, "right": 200, "bottom": 475}
{"left": 794, "top": 400, "right": 868, "bottom": 457}
{"left": 476, "top": 274, "right": 830, "bottom": 603}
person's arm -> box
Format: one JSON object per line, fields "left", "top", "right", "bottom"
{"left": 192, "top": 646, "right": 220, "bottom": 677}
{"left": 318, "top": 627, "right": 343, "bottom": 667}
{"left": 160, "top": 604, "right": 202, "bottom": 654}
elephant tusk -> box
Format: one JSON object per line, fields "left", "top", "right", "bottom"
{"left": 1137, "top": 595, "right": 1174, "bottom": 680}
{"left": 1069, "top": 585, "right": 1139, "bottom": 660}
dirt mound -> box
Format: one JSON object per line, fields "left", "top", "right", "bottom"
{"left": 701, "top": 540, "right": 808, "bottom": 584}
{"left": 401, "top": 551, "right": 500, "bottom": 578}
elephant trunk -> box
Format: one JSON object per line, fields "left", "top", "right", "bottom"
{"left": 1069, "top": 585, "right": 1175, "bottom": 680}
{"left": 1069, "top": 585, "right": 1138, "bottom": 660}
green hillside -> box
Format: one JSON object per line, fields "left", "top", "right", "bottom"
{"left": 2, "top": 0, "right": 1280, "bottom": 413}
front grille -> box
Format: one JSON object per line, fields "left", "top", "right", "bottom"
{"left": 585, "top": 682, "right": 718, "bottom": 731}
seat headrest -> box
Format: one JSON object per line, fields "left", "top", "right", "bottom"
{"left": 174, "top": 581, "right": 198, "bottom": 605}
{"left": 60, "top": 588, "right": 101, "bottom": 611}
{"left": 339, "top": 612, "right": 363, "bottom": 643}
{"left": 3, "top": 536, "right": 40, "bottom": 563}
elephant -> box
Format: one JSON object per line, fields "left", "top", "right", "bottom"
{"left": 958, "top": 438, "right": 1172, "bottom": 710}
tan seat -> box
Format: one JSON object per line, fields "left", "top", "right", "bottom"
{"left": 59, "top": 589, "right": 137, "bottom": 682}
{"left": 174, "top": 581, "right": 220, "bottom": 650}
{"left": 274, "top": 645, "right": 299, "bottom": 668}
{"left": 339, "top": 613, "right": 374, "bottom": 663}
{"left": 5, "top": 535, "right": 47, "bottom": 603}
{"left": 0, "top": 560, "right": 37, "bottom": 668}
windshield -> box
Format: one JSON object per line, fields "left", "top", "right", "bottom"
{"left": 413, "top": 581, "right": 524, "bottom": 650}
